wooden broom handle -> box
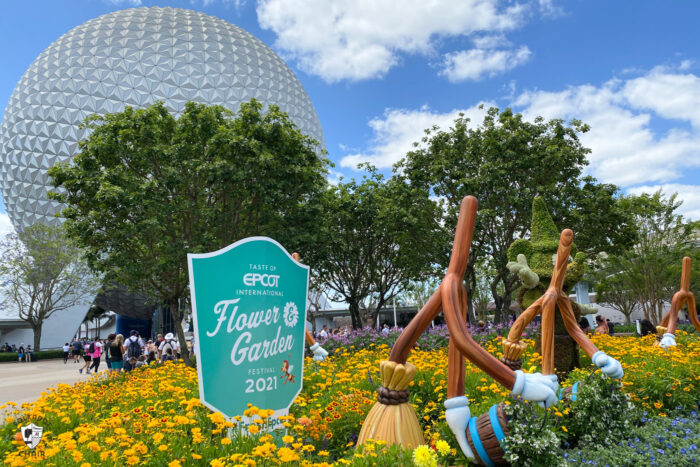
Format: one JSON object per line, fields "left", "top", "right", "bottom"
{"left": 447, "top": 196, "right": 478, "bottom": 277}
{"left": 441, "top": 197, "right": 516, "bottom": 389}
{"left": 681, "top": 256, "right": 691, "bottom": 292}
{"left": 539, "top": 229, "right": 574, "bottom": 375}
{"left": 389, "top": 196, "right": 515, "bottom": 388}
{"left": 389, "top": 288, "right": 442, "bottom": 363}
{"left": 664, "top": 257, "right": 698, "bottom": 334}
{"left": 443, "top": 275, "right": 516, "bottom": 389}
{"left": 389, "top": 196, "right": 478, "bottom": 364}
{"left": 292, "top": 252, "right": 318, "bottom": 346}
{"left": 548, "top": 229, "right": 574, "bottom": 296}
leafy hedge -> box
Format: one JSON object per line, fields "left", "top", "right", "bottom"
{"left": 613, "top": 323, "right": 697, "bottom": 335}
{"left": 0, "top": 349, "right": 65, "bottom": 362}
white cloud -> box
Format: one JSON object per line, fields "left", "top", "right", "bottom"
{"left": 679, "top": 60, "right": 693, "bottom": 71}
{"left": 514, "top": 67, "right": 700, "bottom": 188}
{"left": 627, "top": 184, "right": 700, "bottom": 220}
{"left": 471, "top": 34, "right": 511, "bottom": 49}
{"left": 104, "top": 0, "right": 142, "bottom": 6}
{"left": 340, "top": 103, "right": 492, "bottom": 169}
{"left": 440, "top": 46, "right": 531, "bottom": 82}
{"left": 342, "top": 65, "right": 699, "bottom": 216}
{"left": 0, "top": 213, "right": 15, "bottom": 238}
{"left": 621, "top": 67, "right": 700, "bottom": 127}
{"left": 199, "top": 0, "right": 246, "bottom": 8}
{"left": 256, "top": 0, "right": 530, "bottom": 82}
{"left": 537, "top": 0, "right": 565, "bottom": 18}
{"left": 326, "top": 169, "right": 345, "bottom": 185}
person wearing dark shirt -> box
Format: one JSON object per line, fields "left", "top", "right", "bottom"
{"left": 109, "top": 334, "right": 124, "bottom": 372}
{"left": 578, "top": 317, "right": 591, "bottom": 333}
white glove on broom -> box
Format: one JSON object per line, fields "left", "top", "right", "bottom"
{"left": 511, "top": 370, "right": 559, "bottom": 408}
{"left": 444, "top": 396, "right": 475, "bottom": 461}
{"left": 659, "top": 333, "right": 677, "bottom": 349}
{"left": 310, "top": 342, "right": 328, "bottom": 361}
{"left": 591, "top": 351, "right": 624, "bottom": 379}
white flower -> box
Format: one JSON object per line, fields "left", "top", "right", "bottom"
{"left": 283, "top": 301, "right": 298, "bottom": 328}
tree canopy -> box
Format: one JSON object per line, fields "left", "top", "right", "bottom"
{"left": 594, "top": 191, "right": 699, "bottom": 325}
{"left": 49, "top": 100, "right": 329, "bottom": 361}
{"left": 306, "top": 168, "right": 444, "bottom": 328}
{"left": 0, "top": 223, "right": 99, "bottom": 350}
{"left": 396, "top": 106, "right": 638, "bottom": 321}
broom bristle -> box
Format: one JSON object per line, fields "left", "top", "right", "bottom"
{"left": 357, "top": 361, "right": 424, "bottom": 448}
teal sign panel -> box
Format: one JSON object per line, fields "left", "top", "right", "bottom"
{"left": 188, "top": 237, "right": 309, "bottom": 418}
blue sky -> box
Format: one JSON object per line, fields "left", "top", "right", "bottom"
{"left": 1, "top": 0, "right": 699, "bottom": 235}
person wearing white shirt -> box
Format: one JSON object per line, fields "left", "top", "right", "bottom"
{"left": 158, "top": 333, "right": 180, "bottom": 360}
{"left": 62, "top": 343, "right": 70, "bottom": 364}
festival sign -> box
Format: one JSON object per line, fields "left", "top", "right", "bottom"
{"left": 188, "top": 237, "right": 309, "bottom": 418}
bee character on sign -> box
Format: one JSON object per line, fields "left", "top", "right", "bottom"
{"left": 281, "top": 359, "right": 295, "bottom": 384}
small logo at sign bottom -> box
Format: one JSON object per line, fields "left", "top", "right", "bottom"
{"left": 20, "top": 423, "right": 43, "bottom": 449}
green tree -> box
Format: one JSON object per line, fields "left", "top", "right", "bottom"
{"left": 0, "top": 223, "right": 100, "bottom": 350}
{"left": 595, "top": 191, "right": 699, "bottom": 325}
{"left": 400, "top": 278, "right": 440, "bottom": 310}
{"left": 49, "top": 100, "right": 329, "bottom": 364}
{"left": 594, "top": 274, "right": 638, "bottom": 324}
{"left": 397, "top": 106, "right": 636, "bottom": 322}
{"left": 307, "top": 168, "right": 443, "bottom": 328}
{"left": 471, "top": 259, "right": 499, "bottom": 323}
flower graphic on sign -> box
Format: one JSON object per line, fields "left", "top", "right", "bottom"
{"left": 283, "top": 301, "right": 298, "bottom": 328}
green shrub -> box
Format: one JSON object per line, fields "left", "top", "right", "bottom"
{"left": 0, "top": 349, "right": 65, "bottom": 362}
{"left": 502, "top": 398, "right": 565, "bottom": 467}
{"left": 563, "top": 372, "right": 638, "bottom": 449}
{"left": 564, "top": 411, "right": 700, "bottom": 466}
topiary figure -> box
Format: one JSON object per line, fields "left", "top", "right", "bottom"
{"left": 502, "top": 197, "right": 594, "bottom": 377}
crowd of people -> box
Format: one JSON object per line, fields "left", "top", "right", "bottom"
{"left": 0, "top": 343, "right": 35, "bottom": 362}
{"left": 314, "top": 324, "right": 352, "bottom": 339}
{"left": 577, "top": 315, "right": 618, "bottom": 335}
{"left": 65, "top": 330, "right": 182, "bottom": 374}
{"left": 1, "top": 329, "right": 185, "bottom": 370}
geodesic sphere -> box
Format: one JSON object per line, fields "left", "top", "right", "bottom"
{"left": 0, "top": 7, "right": 324, "bottom": 230}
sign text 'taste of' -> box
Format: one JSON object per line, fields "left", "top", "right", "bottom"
{"left": 188, "top": 237, "right": 309, "bottom": 418}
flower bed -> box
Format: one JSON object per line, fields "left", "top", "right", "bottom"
{"left": 1, "top": 332, "right": 698, "bottom": 466}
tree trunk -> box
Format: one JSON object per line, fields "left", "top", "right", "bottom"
{"left": 33, "top": 323, "right": 42, "bottom": 351}
{"left": 465, "top": 272, "right": 475, "bottom": 325}
{"left": 491, "top": 278, "right": 514, "bottom": 324}
{"left": 170, "top": 298, "right": 192, "bottom": 367}
{"left": 655, "top": 301, "right": 665, "bottom": 325}
{"left": 349, "top": 300, "right": 362, "bottom": 329}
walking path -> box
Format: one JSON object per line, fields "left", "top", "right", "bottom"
{"left": 0, "top": 358, "right": 106, "bottom": 408}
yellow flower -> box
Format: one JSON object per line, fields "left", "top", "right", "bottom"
{"left": 277, "top": 447, "right": 300, "bottom": 462}
{"left": 412, "top": 445, "right": 438, "bottom": 467}
{"left": 248, "top": 424, "right": 260, "bottom": 435}
{"left": 435, "top": 440, "right": 450, "bottom": 456}
{"left": 221, "top": 437, "right": 232, "bottom": 445}
{"left": 168, "top": 461, "right": 182, "bottom": 467}
{"left": 282, "top": 435, "right": 294, "bottom": 443}
{"left": 153, "top": 432, "right": 164, "bottom": 444}
{"left": 158, "top": 445, "right": 169, "bottom": 452}
{"left": 192, "top": 454, "right": 202, "bottom": 460}
{"left": 562, "top": 426, "right": 568, "bottom": 432}
{"left": 210, "top": 459, "right": 226, "bottom": 467}
{"left": 126, "top": 456, "right": 140, "bottom": 465}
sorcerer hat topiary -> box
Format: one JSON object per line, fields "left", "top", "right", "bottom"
{"left": 530, "top": 196, "right": 560, "bottom": 245}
